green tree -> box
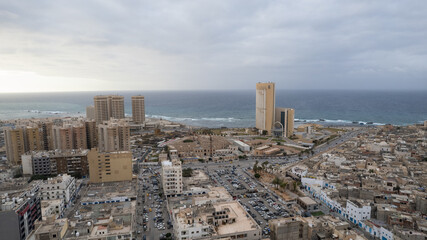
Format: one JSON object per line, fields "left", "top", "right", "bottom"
{"left": 254, "top": 173, "right": 261, "bottom": 179}
{"left": 182, "top": 168, "right": 193, "bottom": 177}
{"left": 253, "top": 160, "right": 259, "bottom": 174}
{"left": 261, "top": 161, "right": 268, "bottom": 170}
{"left": 272, "top": 177, "right": 282, "bottom": 189}
{"left": 279, "top": 181, "right": 288, "bottom": 191}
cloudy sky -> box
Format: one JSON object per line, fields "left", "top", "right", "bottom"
{"left": 0, "top": 0, "right": 426, "bottom": 92}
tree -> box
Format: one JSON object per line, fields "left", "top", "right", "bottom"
{"left": 292, "top": 181, "right": 301, "bottom": 192}
{"left": 279, "top": 181, "right": 288, "bottom": 191}
{"left": 272, "top": 177, "right": 282, "bottom": 189}
{"left": 182, "top": 168, "right": 193, "bottom": 177}
{"left": 254, "top": 173, "right": 261, "bottom": 179}
{"left": 261, "top": 161, "right": 268, "bottom": 170}
{"left": 253, "top": 161, "right": 259, "bottom": 174}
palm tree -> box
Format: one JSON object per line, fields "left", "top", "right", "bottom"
{"left": 279, "top": 181, "right": 288, "bottom": 191}
{"left": 253, "top": 161, "right": 259, "bottom": 174}
{"left": 272, "top": 177, "right": 281, "bottom": 189}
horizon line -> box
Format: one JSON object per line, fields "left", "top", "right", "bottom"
{"left": 1, "top": 88, "right": 427, "bottom": 94}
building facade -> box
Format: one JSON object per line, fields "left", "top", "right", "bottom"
{"left": 98, "top": 119, "right": 130, "bottom": 152}
{"left": 131, "top": 95, "right": 145, "bottom": 124}
{"left": 161, "top": 159, "right": 183, "bottom": 197}
{"left": 274, "top": 107, "right": 295, "bottom": 138}
{"left": 255, "top": 82, "right": 276, "bottom": 134}
{"left": 94, "top": 95, "right": 125, "bottom": 124}
{"left": 39, "top": 174, "right": 76, "bottom": 208}
{"left": 87, "top": 148, "right": 132, "bottom": 183}
{"left": 0, "top": 187, "right": 42, "bottom": 240}
{"left": 4, "top": 127, "right": 26, "bottom": 165}
{"left": 269, "top": 217, "right": 309, "bottom": 240}
{"left": 85, "top": 105, "right": 95, "bottom": 120}
{"left": 22, "top": 149, "right": 89, "bottom": 177}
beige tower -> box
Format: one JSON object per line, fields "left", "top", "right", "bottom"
{"left": 111, "top": 96, "right": 125, "bottom": 119}
{"left": 94, "top": 95, "right": 125, "bottom": 124}
{"left": 38, "top": 121, "right": 54, "bottom": 150}
{"left": 72, "top": 123, "right": 87, "bottom": 149}
{"left": 94, "top": 95, "right": 110, "bottom": 124}
{"left": 98, "top": 120, "right": 130, "bottom": 152}
{"left": 256, "top": 82, "right": 276, "bottom": 134}
{"left": 88, "top": 148, "right": 132, "bottom": 183}
{"left": 86, "top": 105, "right": 95, "bottom": 120}
{"left": 4, "top": 127, "right": 26, "bottom": 165}
{"left": 85, "top": 120, "right": 98, "bottom": 149}
{"left": 275, "top": 108, "right": 295, "bottom": 138}
{"left": 131, "top": 95, "right": 145, "bottom": 124}
{"left": 26, "top": 126, "right": 44, "bottom": 151}
{"left": 52, "top": 125, "right": 74, "bottom": 150}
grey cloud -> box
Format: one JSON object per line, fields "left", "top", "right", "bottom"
{"left": 0, "top": 0, "right": 426, "bottom": 90}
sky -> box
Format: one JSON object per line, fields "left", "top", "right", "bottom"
{"left": 0, "top": 0, "right": 427, "bottom": 92}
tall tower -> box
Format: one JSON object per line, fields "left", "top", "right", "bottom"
{"left": 94, "top": 95, "right": 125, "bottom": 124}
{"left": 98, "top": 120, "right": 130, "bottom": 152}
{"left": 4, "top": 127, "right": 26, "bottom": 165}
{"left": 131, "top": 95, "right": 145, "bottom": 124}
{"left": 256, "top": 82, "right": 276, "bottom": 134}
{"left": 275, "top": 108, "right": 295, "bottom": 138}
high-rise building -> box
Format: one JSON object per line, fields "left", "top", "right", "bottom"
{"left": 4, "top": 127, "right": 26, "bottom": 165}
{"left": 85, "top": 120, "right": 97, "bottom": 149}
{"left": 98, "top": 119, "right": 130, "bottom": 152}
{"left": 110, "top": 95, "right": 125, "bottom": 120}
{"left": 94, "top": 95, "right": 125, "bottom": 124}
{"left": 161, "top": 159, "right": 183, "bottom": 197}
{"left": 25, "top": 126, "right": 44, "bottom": 152}
{"left": 87, "top": 148, "right": 132, "bottom": 183}
{"left": 274, "top": 108, "right": 295, "bottom": 138}
{"left": 131, "top": 95, "right": 145, "bottom": 124}
{"left": 52, "top": 123, "right": 88, "bottom": 150}
{"left": 86, "top": 105, "right": 95, "bottom": 120}
{"left": 256, "top": 82, "right": 276, "bottom": 134}
{"left": 72, "top": 123, "right": 87, "bottom": 149}
{"left": 52, "top": 125, "right": 74, "bottom": 150}
{"left": 38, "top": 121, "right": 54, "bottom": 150}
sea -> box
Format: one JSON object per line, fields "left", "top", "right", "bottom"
{"left": 0, "top": 90, "right": 426, "bottom": 128}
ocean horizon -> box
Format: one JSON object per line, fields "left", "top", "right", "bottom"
{"left": 0, "top": 90, "right": 426, "bottom": 128}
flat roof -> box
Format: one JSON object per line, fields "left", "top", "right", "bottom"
{"left": 215, "top": 201, "right": 259, "bottom": 235}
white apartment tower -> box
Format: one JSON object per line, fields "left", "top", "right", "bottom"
{"left": 161, "top": 159, "right": 183, "bottom": 197}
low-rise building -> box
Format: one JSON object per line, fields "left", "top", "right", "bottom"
{"left": 39, "top": 174, "right": 76, "bottom": 208}
{"left": 173, "top": 201, "right": 261, "bottom": 240}
{"left": 269, "top": 217, "right": 309, "bottom": 240}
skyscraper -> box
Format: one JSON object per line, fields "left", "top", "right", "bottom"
{"left": 94, "top": 95, "right": 125, "bottom": 124}
{"left": 86, "top": 105, "right": 95, "bottom": 120}
{"left": 131, "top": 95, "right": 145, "bottom": 124}
{"left": 4, "top": 127, "right": 26, "bottom": 165}
{"left": 97, "top": 119, "right": 130, "bottom": 152}
{"left": 275, "top": 108, "right": 295, "bottom": 138}
{"left": 256, "top": 82, "right": 276, "bottom": 134}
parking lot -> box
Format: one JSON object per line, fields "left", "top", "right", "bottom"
{"left": 206, "top": 166, "right": 291, "bottom": 237}
{"left": 136, "top": 167, "right": 173, "bottom": 240}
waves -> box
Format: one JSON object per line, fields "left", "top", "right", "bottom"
{"left": 295, "top": 118, "right": 385, "bottom": 126}
{"left": 146, "top": 115, "right": 241, "bottom": 123}
{"left": 147, "top": 115, "right": 387, "bottom": 127}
